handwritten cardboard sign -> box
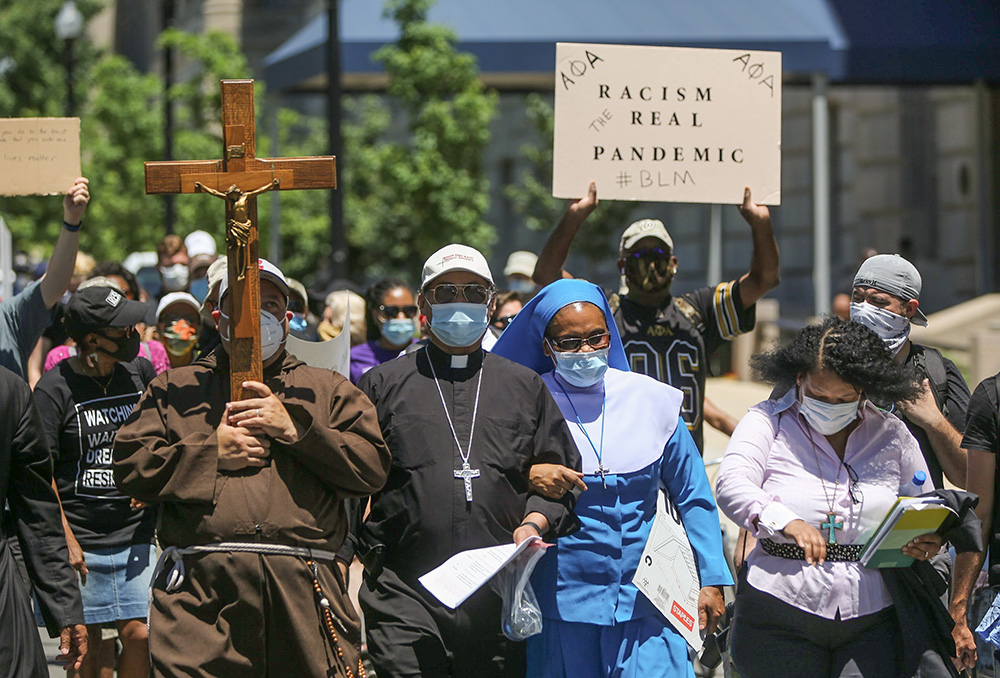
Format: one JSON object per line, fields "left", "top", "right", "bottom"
{"left": 0, "top": 118, "right": 81, "bottom": 196}
{"left": 553, "top": 43, "right": 781, "bottom": 205}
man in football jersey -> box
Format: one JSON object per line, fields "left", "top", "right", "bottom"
{"left": 534, "top": 182, "right": 779, "bottom": 452}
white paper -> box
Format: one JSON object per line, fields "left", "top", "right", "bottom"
{"left": 633, "top": 492, "right": 705, "bottom": 651}
{"left": 285, "top": 301, "right": 351, "bottom": 377}
{"left": 553, "top": 43, "right": 782, "bottom": 205}
{"left": 419, "top": 536, "right": 542, "bottom": 609}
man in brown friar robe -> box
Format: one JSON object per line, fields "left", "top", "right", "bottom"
{"left": 113, "top": 259, "right": 390, "bottom": 677}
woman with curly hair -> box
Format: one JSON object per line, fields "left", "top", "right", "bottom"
{"left": 716, "top": 316, "right": 941, "bottom": 678}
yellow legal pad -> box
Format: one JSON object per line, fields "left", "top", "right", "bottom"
{"left": 859, "top": 497, "right": 955, "bottom": 569}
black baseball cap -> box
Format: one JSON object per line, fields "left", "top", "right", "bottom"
{"left": 64, "top": 285, "right": 149, "bottom": 336}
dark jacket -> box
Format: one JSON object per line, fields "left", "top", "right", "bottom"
{"left": 0, "top": 366, "right": 84, "bottom": 676}
{"left": 882, "top": 489, "right": 982, "bottom": 678}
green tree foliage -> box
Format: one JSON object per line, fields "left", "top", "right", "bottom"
{"left": 343, "top": 0, "right": 498, "bottom": 279}
{"left": 0, "top": 0, "right": 103, "bottom": 257}
{"left": 504, "top": 94, "right": 638, "bottom": 261}
{"left": 0, "top": 22, "right": 259, "bottom": 266}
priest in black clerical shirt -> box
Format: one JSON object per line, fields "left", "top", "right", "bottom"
{"left": 355, "top": 244, "right": 582, "bottom": 678}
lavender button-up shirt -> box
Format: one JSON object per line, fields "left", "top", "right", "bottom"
{"left": 716, "top": 389, "right": 931, "bottom": 620}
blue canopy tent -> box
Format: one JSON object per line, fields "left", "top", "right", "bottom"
{"left": 263, "top": 0, "right": 1000, "bottom": 313}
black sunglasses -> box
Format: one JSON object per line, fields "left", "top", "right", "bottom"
{"left": 627, "top": 247, "right": 672, "bottom": 260}
{"left": 494, "top": 314, "right": 517, "bottom": 328}
{"left": 844, "top": 463, "right": 863, "bottom": 505}
{"left": 425, "top": 283, "right": 493, "bottom": 305}
{"left": 378, "top": 304, "right": 419, "bottom": 319}
{"left": 546, "top": 332, "right": 611, "bottom": 352}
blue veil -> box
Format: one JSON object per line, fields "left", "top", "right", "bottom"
{"left": 492, "top": 279, "right": 629, "bottom": 375}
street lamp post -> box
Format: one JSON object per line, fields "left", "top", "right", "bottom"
{"left": 54, "top": 0, "right": 84, "bottom": 117}
{"left": 327, "top": 0, "right": 346, "bottom": 280}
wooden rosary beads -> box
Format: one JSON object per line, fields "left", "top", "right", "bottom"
{"left": 308, "top": 560, "right": 366, "bottom": 678}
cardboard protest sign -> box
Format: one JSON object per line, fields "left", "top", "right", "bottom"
{"left": 0, "top": 118, "right": 81, "bottom": 196}
{"left": 553, "top": 43, "right": 781, "bottom": 205}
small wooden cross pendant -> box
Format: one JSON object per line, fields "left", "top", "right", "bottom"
{"left": 454, "top": 461, "right": 481, "bottom": 502}
{"left": 821, "top": 512, "right": 843, "bottom": 544}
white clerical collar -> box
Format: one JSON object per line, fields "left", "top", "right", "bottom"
{"left": 450, "top": 354, "right": 469, "bottom": 369}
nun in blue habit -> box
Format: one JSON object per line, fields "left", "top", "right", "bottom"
{"left": 493, "top": 279, "right": 733, "bottom": 678}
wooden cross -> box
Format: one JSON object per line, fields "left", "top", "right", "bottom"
{"left": 144, "top": 79, "right": 336, "bottom": 400}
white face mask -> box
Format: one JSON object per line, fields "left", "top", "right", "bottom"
{"left": 799, "top": 393, "right": 860, "bottom": 435}
{"left": 160, "top": 263, "right": 190, "bottom": 292}
{"left": 219, "top": 309, "right": 286, "bottom": 361}
{"left": 850, "top": 302, "right": 910, "bottom": 355}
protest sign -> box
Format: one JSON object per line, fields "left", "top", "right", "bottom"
{"left": 0, "top": 117, "right": 81, "bottom": 196}
{"left": 553, "top": 43, "right": 781, "bottom": 205}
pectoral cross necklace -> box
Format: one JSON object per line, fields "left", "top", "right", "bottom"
{"left": 427, "top": 349, "right": 483, "bottom": 503}
{"left": 806, "top": 426, "right": 844, "bottom": 544}
{"left": 555, "top": 380, "right": 608, "bottom": 488}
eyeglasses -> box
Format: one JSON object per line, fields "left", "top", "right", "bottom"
{"left": 494, "top": 314, "right": 517, "bottom": 328}
{"left": 844, "top": 463, "right": 863, "bottom": 505}
{"left": 425, "top": 283, "right": 493, "bottom": 305}
{"left": 287, "top": 300, "right": 306, "bottom": 314}
{"left": 378, "top": 304, "right": 419, "bottom": 319}
{"left": 546, "top": 332, "right": 611, "bottom": 352}
{"left": 627, "top": 247, "right": 672, "bottom": 261}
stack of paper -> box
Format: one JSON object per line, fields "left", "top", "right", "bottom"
{"left": 859, "top": 497, "right": 955, "bottom": 569}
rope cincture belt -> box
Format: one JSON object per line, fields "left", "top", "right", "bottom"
{"left": 152, "top": 542, "right": 340, "bottom": 593}
{"left": 760, "top": 538, "right": 863, "bottom": 562}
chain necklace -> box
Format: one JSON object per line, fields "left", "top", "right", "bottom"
{"left": 79, "top": 360, "right": 116, "bottom": 396}
{"left": 426, "top": 348, "right": 483, "bottom": 503}
{"left": 804, "top": 424, "right": 844, "bottom": 544}
{"left": 553, "top": 378, "right": 608, "bottom": 488}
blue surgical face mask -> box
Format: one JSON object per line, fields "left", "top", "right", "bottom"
{"left": 189, "top": 276, "right": 209, "bottom": 303}
{"left": 381, "top": 318, "right": 416, "bottom": 346}
{"left": 429, "top": 303, "right": 489, "bottom": 348}
{"left": 799, "top": 393, "right": 860, "bottom": 435}
{"left": 549, "top": 345, "right": 610, "bottom": 388}
{"left": 289, "top": 313, "right": 308, "bottom": 333}
{"left": 506, "top": 278, "right": 536, "bottom": 295}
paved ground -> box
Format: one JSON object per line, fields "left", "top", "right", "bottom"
{"left": 702, "top": 377, "right": 772, "bottom": 544}
{"left": 39, "top": 632, "right": 64, "bottom": 677}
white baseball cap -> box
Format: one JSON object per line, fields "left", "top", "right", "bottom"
{"left": 619, "top": 219, "right": 674, "bottom": 253}
{"left": 184, "top": 230, "right": 217, "bottom": 258}
{"left": 503, "top": 251, "right": 538, "bottom": 278}
{"left": 421, "top": 244, "right": 494, "bottom": 288}
{"left": 219, "top": 258, "right": 291, "bottom": 301}
{"left": 156, "top": 292, "right": 201, "bottom": 322}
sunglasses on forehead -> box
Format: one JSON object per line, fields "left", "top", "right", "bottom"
{"left": 425, "top": 283, "right": 493, "bottom": 305}
{"left": 378, "top": 304, "right": 419, "bottom": 319}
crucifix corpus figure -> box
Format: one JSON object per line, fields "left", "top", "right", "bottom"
{"left": 144, "top": 78, "right": 336, "bottom": 399}
{"left": 194, "top": 180, "right": 279, "bottom": 283}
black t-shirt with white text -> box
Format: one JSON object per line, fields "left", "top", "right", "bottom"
{"left": 33, "top": 358, "right": 157, "bottom": 550}
{"left": 614, "top": 280, "right": 755, "bottom": 453}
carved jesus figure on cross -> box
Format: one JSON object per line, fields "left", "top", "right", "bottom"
{"left": 194, "top": 180, "right": 280, "bottom": 282}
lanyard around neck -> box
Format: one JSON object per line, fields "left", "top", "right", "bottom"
{"left": 554, "top": 378, "right": 606, "bottom": 469}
